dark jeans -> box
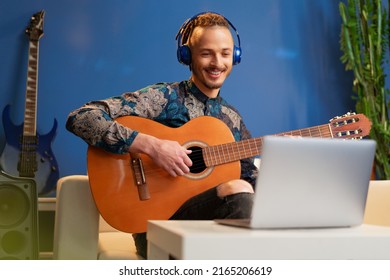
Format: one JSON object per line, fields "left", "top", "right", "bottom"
{"left": 132, "top": 186, "right": 254, "bottom": 259}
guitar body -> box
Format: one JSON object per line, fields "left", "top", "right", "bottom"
{"left": 0, "top": 105, "right": 59, "bottom": 195}
{"left": 87, "top": 116, "right": 241, "bottom": 233}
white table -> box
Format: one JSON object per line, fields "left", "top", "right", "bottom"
{"left": 147, "top": 220, "right": 390, "bottom": 260}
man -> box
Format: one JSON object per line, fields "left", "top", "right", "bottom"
{"left": 66, "top": 12, "right": 258, "bottom": 258}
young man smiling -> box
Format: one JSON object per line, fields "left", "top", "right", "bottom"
{"left": 66, "top": 12, "right": 258, "bottom": 259}
{"left": 188, "top": 20, "right": 234, "bottom": 97}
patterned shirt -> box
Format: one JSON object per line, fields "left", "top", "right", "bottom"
{"left": 66, "top": 80, "right": 258, "bottom": 186}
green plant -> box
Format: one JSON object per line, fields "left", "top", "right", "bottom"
{"left": 339, "top": 0, "right": 390, "bottom": 179}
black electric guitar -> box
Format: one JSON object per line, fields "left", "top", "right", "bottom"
{"left": 0, "top": 11, "right": 59, "bottom": 195}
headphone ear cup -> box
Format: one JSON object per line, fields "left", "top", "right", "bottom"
{"left": 233, "top": 45, "right": 242, "bottom": 65}
{"left": 177, "top": 45, "right": 192, "bottom": 65}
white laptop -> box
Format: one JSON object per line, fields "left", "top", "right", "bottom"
{"left": 216, "top": 136, "right": 376, "bottom": 229}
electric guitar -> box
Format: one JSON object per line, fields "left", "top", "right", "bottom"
{"left": 87, "top": 113, "right": 371, "bottom": 233}
{"left": 0, "top": 11, "right": 59, "bottom": 195}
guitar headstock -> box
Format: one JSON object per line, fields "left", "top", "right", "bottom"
{"left": 329, "top": 112, "right": 372, "bottom": 139}
{"left": 25, "top": 10, "right": 45, "bottom": 41}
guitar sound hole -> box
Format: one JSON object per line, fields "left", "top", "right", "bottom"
{"left": 188, "top": 147, "right": 206, "bottom": 174}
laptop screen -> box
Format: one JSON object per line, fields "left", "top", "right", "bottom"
{"left": 248, "top": 136, "right": 376, "bottom": 228}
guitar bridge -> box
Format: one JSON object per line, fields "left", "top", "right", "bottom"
{"left": 130, "top": 153, "right": 150, "bottom": 201}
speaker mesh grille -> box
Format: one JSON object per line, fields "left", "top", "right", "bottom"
{"left": 0, "top": 186, "right": 30, "bottom": 228}
{"left": 0, "top": 172, "right": 38, "bottom": 259}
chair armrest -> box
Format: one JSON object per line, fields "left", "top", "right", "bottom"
{"left": 364, "top": 180, "right": 390, "bottom": 226}
{"left": 53, "top": 175, "right": 99, "bottom": 259}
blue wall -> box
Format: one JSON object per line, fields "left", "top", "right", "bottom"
{"left": 0, "top": 0, "right": 354, "bottom": 181}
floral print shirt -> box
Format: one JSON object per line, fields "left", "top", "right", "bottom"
{"left": 66, "top": 80, "right": 258, "bottom": 186}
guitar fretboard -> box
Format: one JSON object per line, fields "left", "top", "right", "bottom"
{"left": 23, "top": 40, "right": 39, "bottom": 137}
{"left": 203, "top": 124, "right": 332, "bottom": 167}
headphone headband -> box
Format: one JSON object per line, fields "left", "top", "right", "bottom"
{"left": 176, "top": 12, "right": 242, "bottom": 66}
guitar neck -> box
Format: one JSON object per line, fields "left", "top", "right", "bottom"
{"left": 23, "top": 40, "right": 39, "bottom": 137}
{"left": 203, "top": 123, "right": 332, "bottom": 167}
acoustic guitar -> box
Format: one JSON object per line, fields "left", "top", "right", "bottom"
{"left": 0, "top": 11, "right": 59, "bottom": 195}
{"left": 87, "top": 112, "right": 371, "bottom": 233}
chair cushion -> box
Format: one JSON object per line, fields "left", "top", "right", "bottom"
{"left": 98, "top": 232, "right": 143, "bottom": 260}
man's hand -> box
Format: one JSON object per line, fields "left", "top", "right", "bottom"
{"left": 129, "top": 133, "right": 192, "bottom": 177}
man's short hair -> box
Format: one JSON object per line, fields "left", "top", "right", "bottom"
{"left": 181, "top": 12, "right": 230, "bottom": 45}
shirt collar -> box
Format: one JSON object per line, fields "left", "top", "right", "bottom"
{"left": 186, "top": 79, "right": 220, "bottom": 104}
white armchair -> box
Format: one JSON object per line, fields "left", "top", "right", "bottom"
{"left": 363, "top": 180, "right": 390, "bottom": 226}
{"left": 52, "top": 175, "right": 142, "bottom": 260}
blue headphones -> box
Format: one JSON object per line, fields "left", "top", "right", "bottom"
{"left": 175, "top": 12, "right": 242, "bottom": 66}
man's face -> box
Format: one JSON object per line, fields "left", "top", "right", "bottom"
{"left": 189, "top": 26, "right": 234, "bottom": 98}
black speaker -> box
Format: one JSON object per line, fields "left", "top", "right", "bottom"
{"left": 0, "top": 170, "right": 39, "bottom": 259}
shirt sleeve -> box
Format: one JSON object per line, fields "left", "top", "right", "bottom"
{"left": 66, "top": 96, "right": 138, "bottom": 154}
{"left": 66, "top": 86, "right": 168, "bottom": 154}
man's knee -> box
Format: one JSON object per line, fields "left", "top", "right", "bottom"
{"left": 216, "top": 179, "right": 254, "bottom": 198}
